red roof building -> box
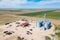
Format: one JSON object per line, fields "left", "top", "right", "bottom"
{"left": 20, "top": 22, "right": 29, "bottom": 27}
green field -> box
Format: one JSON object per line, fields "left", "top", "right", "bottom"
{"left": 17, "top": 11, "right": 60, "bottom": 20}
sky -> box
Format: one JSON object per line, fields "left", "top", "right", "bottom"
{"left": 0, "top": 0, "right": 60, "bottom": 9}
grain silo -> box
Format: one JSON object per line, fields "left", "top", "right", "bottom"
{"left": 36, "top": 20, "right": 43, "bottom": 28}
{"left": 43, "top": 21, "right": 51, "bottom": 30}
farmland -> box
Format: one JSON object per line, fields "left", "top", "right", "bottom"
{"left": 17, "top": 11, "right": 60, "bottom": 20}
{"left": 0, "top": 9, "right": 60, "bottom": 40}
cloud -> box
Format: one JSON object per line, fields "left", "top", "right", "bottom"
{"left": 0, "top": 0, "right": 27, "bottom": 8}
{"left": 30, "top": 0, "right": 60, "bottom": 5}
{"left": 25, "top": 0, "right": 60, "bottom": 6}
{"left": 37, "top": 1, "right": 60, "bottom": 5}
{"left": 0, "top": 0, "right": 60, "bottom": 8}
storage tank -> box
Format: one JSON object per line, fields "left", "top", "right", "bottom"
{"left": 42, "top": 27, "right": 46, "bottom": 30}
{"left": 36, "top": 20, "right": 43, "bottom": 28}
{"left": 43, "top": 21, "right": 51, "bottom": 30}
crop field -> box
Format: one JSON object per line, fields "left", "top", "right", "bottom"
{"left": 17, "top": 11, "right": 60, "bottom": 20}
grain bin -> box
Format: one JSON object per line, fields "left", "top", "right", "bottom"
{"left": 36, "top": 20, "right": 43, "bottom": 28}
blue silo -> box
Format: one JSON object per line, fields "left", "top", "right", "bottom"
{"left": 43, "top": 21, "right": 51, "bottom": 30}
{"left": 36, "top": 20, "right": 43, "bottom": 28}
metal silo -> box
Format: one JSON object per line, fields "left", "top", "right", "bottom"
{"left": 43, "top": 21, "right": 51, "bottom": 30}
{"left": 36, "top": 20, "right": 43, "bottom": 28}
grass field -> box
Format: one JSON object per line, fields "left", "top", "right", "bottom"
{"left": 55, "top": 25, "right": 60, "bottom": 30}
{"left": 17, "top": 11, "right": 60, "bottom": 20}
{"left": 0, "top": 14, "right": 20, "bottom": 25}
{"left": 56, "top": 32, "right": 60, "bottom": 40}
